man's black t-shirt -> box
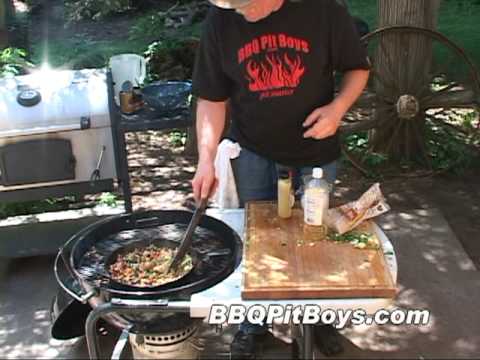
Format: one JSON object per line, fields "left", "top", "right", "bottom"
{"left": 192, "top": 0, "right": 369, "bottom": 167}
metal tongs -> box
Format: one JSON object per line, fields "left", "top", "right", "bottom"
{"left": 169, "top": 198, "right": 208, "bottom": 272}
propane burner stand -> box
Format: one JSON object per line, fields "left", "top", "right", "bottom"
{"left": 85, "top": 298, "right": 319, "bottom": 360}
{"left": 85, "top": 299, "right": 191, "bottom": 359}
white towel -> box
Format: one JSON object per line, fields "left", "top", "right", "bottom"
{"left": 212, "top": 139, "right": 242, "bottom": 209}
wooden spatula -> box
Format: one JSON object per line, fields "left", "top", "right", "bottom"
{"left": 169, "top": 198, "right": 208, "bottom": 272}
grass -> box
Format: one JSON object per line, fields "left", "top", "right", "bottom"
{"left": 437, "top": 1, "right": 480, "bottom": 70}
{"left": 31, "top": 36, "right": 149, "bottom": 69}
{"left": 348, "top": 0, "right": 378, "bottom": 29}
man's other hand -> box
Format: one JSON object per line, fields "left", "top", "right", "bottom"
{"left": 192, "top": 159, "right": 218, "bottom": 203}
{"left": 303, "top": 102, "right": 345, "bottom": 140}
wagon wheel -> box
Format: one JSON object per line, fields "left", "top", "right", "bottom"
{"left": 340, "top": 26, "right": 480, "bottom": 177}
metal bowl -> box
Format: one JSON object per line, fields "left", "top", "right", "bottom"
{"left": 142, "top": 81, "right": 192, "bottom": 115}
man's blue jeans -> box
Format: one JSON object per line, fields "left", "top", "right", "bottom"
{"left": 232, "top": 146, "right": 337, "bottom": 208}
{"left": 231, "top": 146, "right": 338, "bottom": 334}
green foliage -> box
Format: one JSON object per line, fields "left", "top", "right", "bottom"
{"left": 0, "top": 192, "right": 119, "bottom": 219}
{"left": 0, "top": 196, "right": 77, "bottom": 219}
{"left": 144, "top": 38, "right": 199, "bottom": 81}
{"left": 130, "top": 11, "right": 203, "bottom": 42}
{"left": 129, "top": 10, "right": 166, "bottom": 41}
{"left": 0, "top": 48, "right": 33, "bottom": 77}
{"left": 425, "top": 115, "right": 479, "bottom": 174}
{"left": 98, "top": 192, "right": 118, "bottom": 207}
{"left": 168, "top": 130, "right": 187, "bottom": 147}
{"left": 65, "top": 0, "right": 132, "bottom": 21}
{"left": 343, "top": 132, "right": 388, "bottom": 176}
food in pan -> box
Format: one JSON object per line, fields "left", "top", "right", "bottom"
{"left": 109, "top": 245, "right": 193, "bottom": 287}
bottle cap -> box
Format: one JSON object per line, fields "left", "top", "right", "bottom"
{"left": 312, "top": 168, "right": 323, "bottom": 179}
{"left": 278, "top": 170, "right": 290, "bottom": 180}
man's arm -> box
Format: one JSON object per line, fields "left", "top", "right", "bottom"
{"left": 303, "top": 69, "right": 369, "bottom": 139}
{"left": 191, "top": 98, "right": 228, "bottom": 202}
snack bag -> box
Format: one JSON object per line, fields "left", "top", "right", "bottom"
{"left": 324, "top": 183, "right": 390, "bottom": 235}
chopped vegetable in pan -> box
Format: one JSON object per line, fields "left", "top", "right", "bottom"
{"left": 109, "top": 245, "right": 193, "bottom": 287}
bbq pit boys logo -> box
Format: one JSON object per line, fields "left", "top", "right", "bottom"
{"left": 238, "top": 33, "right": 309, "bottom": 100}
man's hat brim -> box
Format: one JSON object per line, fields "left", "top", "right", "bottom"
{"left": 208, "top": 0, "right": 252, "bottom": 9}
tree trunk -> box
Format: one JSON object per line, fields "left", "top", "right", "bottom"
{"left": 378, "top": 0, "right": 440, "bottom": 29}
{"left": 0, "top": 0, "right": 15, "bottom": 48}
{"left": 0, "top": 0, "right": 8, "bottom": 48}
{"left": 373, "top": 0, "right": 441, "bottom": 161}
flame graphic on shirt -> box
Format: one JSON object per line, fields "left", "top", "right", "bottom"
{"left": 246, "top": 53, "right": 306, "bottom": 92}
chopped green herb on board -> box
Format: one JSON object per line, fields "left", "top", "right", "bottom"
{"left": 327, "top": 230, "right": 380, "bottom": 250}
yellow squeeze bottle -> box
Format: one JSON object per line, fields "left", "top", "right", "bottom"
{"left": 278, "top": 170, "right": 293, "bottom": 219}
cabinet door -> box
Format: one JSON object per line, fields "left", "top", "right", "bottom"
{"left": 0, "top": 139, "right": 76, "bottom": 186}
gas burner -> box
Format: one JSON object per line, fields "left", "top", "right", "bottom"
{"left": 129, "top": 315, "right": 204, "bottom": 359}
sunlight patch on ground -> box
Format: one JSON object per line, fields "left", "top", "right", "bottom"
{"left": 13, "top": 1, "right": 29, "bottom": 13}
{"left": 453, "top": 338, "right": 478, "bottom": 354}
{"left": 0, "top": 309, "right": 79, "bottom": 359}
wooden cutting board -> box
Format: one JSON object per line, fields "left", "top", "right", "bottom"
{"left": 242, "top": 202, "right": 397, "bottom": 300}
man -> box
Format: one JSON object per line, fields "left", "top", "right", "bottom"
{"left": 191, "top": 0, "right": 370, "bottom": 357}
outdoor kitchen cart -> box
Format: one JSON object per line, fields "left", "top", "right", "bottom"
{"left": 106, "top": 69, "right": 193, "bottom": 214}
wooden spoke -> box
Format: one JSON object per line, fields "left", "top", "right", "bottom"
{"left": 384, "top": 118, "right": 404, "bottom": 155}
{"left": 369, "top": 67, "right": 399, "bottom": 94}
{"left": 352, "top": 96, "right": 395, "bottom": 113}
{"left": 421, "top": 82, "right": 460, "bottom": 103}
{"left": 340, "top": 118, "right": 379, "bottom": 133}
{"left": 402, "top": 119, "right": 410, "bottom": 164}
{"left": 423, "top": 89, "right": 477, "bottom": 109}
{"left": 416, "top": 51, "right": 466, "bottom": 99}
{"left": 426, "top": 114, "right": 471, "bottom": 137}
{"left": 412, "top": 118, "right": 433, "bottom": 169}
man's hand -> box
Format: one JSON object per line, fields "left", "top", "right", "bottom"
{"left": 192, "top": 158, "right": 218, "bottom": 203}
{"left": 303, "top": 102, "right": 345, "bottom": 140}
{"left": 303, "top": 69, "right": 370, "bottom": 140}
